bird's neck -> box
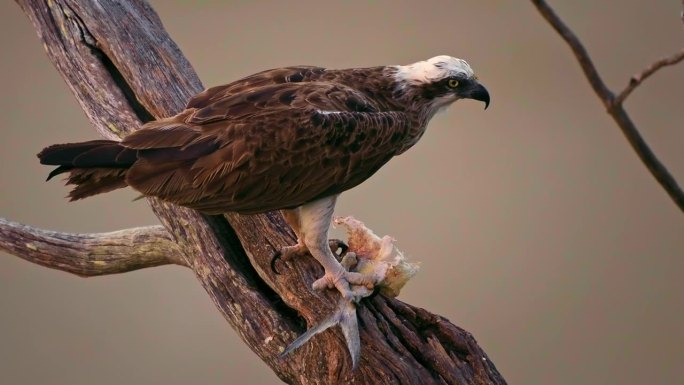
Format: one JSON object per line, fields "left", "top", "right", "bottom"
{"left": 322, "top": 66, "right": 436, "bottom": 154}
{"left": 321, "top": 67, "right": 400, "bottom": 109}
{"left": 325, "top": 66, "right": 439, "bottom": 119}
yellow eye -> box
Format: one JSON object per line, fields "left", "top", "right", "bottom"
{"left": 447, "top": 79, "right": 459, "bottom": 88}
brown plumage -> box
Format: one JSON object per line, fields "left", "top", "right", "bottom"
{"left": 39, "top": 66, "right": 407, "bottom": 212}
{"left": 38, "top": 67, "right": 411, "bottom": 214}
{"left": 38, "top": 56, "right": 490, "bottom": 367}
{"left": 39, "top": 59, "right": 489, "bottom": 213}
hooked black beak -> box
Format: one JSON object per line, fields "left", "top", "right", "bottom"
{"left": 469, "top": 83, "right": 490, "bottom": 110}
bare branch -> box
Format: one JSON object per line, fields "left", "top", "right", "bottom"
{"left": 615, "top": 49, "right": 684, "bottom": 106}
{"left": 0, "top": 218, "right": 186, "bottom": 276}
{"left": 530, "top": 0, "right": 614, "bottom": 105}
{"left": 530, "top": 0, "right": 684, "bottom": 213}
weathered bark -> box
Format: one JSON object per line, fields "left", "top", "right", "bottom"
{"left": 0, "top": 219, "right": 185, "bottom": 276}
{"left": 6, "top": 1, "right": 507, "bottom": 384}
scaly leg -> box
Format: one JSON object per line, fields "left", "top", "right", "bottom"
{"left": 271, "top": 207, "right": 347, "bottom": 274}
{"left": 299, "top": 196, "right": 375, "bottom": 301}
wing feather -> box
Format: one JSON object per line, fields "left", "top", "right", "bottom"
{"left": 123, "top": 81, "right": 411, "bottom": 214}
{"left": 186, "top": 66, "right": 325, "bottom": 109}
{"left": 122, "top": 119, "right": 200, "bottom": 149}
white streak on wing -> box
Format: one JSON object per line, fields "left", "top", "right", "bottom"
{"left": 315, "top": 109, "right": 344, "bottom": 115}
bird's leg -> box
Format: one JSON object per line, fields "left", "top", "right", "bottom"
{"left": 271, "top": 208, "right": 348, "bottom": 274}
{"left": 299, "top": 196, "right": 375, "bottom": 301}
{"left": 281, "top": 200, "right": 375, "bottom": 369}
{"left": 277, "top": 208, "right": 306, "bottom": 257}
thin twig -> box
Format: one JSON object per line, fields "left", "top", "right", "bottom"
{"left": 0, "top": 218, "right": 187, "bottom": 276}
{"left": 530, "top": 0, "right": 684, "bottom": 213}
{"left": 614, "top": 49, "right": 684, "bottom": 106}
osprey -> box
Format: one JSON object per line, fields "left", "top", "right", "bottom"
{"left": 39, "top": 55, "right": 489, "bottom": 303}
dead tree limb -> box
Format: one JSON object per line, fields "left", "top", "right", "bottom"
{"left": 5, "top": 1, "right": 507, "bottom": 384}
{"left": 530, "top": 0, "right": 684, "bottom": 213}
{"left": 0, "top": 219, "right": 185, "bottom": 276}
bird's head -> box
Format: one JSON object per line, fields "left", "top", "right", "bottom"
{"left": 392, "top": 55, "right": 490, "bottom": 114}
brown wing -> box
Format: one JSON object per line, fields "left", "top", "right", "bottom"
{"left": 186, "top": 66, "right": 325, "bottom": 109}
{"left": 122, "top": 82, "right": 410, "bottom": 214}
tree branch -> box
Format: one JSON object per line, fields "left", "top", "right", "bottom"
{"left": 530, "top": 0, "right": 684, "bottom": 213}
{"left": 11, "top": 0, "right": 508, "bottom": 383}
{"left": 0, "top": 218, "right": 186, "bottom": 276}
{"left": 614, "top": 49, "right": 684, "bottom": 106}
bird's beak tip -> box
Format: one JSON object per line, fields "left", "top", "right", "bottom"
{"left": 469, "top": 83, "right": 490, "bottom": 111}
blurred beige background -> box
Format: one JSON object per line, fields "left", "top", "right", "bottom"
{"left": 1, "top": 1, "right": 683, "bottom": 384}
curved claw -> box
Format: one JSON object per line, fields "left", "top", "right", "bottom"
{"left": 270, "top": 250, "right": 283, "bottom": 275}
{"left": 271, "top": 239, "right": 349, "bottom": 275}
{"left": 312, "top": 270, "right": 375, "bottom": 301}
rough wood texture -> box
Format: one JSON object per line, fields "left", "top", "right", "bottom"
{"left": 8, "top": 1, "right": 507, "bottom": 383}
{"left": 0, "top": 219, "right": 185, "bottom": 276}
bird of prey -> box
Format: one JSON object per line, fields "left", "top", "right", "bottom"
{"left": 38, "top": 55, "right": 489, "bottom": 364}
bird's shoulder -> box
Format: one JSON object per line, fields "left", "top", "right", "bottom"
{"left": 186, "top": 65, "right": 326, "bottom": 109}
{"left": 182, "top": 81, "right": 386, "bottom": 132}
{"left": 121, "top": 68, "right": 411, "bottom": 213}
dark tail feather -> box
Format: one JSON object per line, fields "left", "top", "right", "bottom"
{"left": 37, "top": 140, "right": 137, "bottom": 200}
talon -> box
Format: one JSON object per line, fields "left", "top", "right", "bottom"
{"left": 313, "top": 269, "right": 376, "bottom": 302}
{"left": 270, "top": 250, "right": 283, "bottom": 275}
{"left": 272, "top": 240, "right": 348, "bottom": 275}
{"left": 312, "top": 275, "right": 335, "bottom": 291}
{"left": 270, "top": 242, "right": 307, "bottom": 275}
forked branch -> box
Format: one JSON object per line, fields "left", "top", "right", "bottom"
{"left": 530, "top": 0, "right": 684, "bottom": 212}
{"left": 0, "top": 218, "right": 186, "bottom": 276}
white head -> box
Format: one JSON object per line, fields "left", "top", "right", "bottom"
{"left": 394, "top": 55, "right": 475, "bottom": 86}
{"left": 391, "top": 55, "right": 489, "bottom": 113}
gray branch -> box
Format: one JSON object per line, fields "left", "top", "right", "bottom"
{"left": 0, "top": 218, "right": 186, "bottom": 276}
